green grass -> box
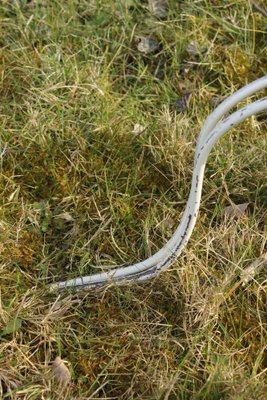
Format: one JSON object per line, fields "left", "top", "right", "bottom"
{"left": 0, "top": 0, "right": 267, "bottom": 398}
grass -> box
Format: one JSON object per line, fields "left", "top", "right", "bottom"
{"left": 0, "top": 0, "right": 266, "bottom": 398}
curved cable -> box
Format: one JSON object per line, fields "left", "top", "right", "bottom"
{"left": 50, "top": 77, "right": 267, "bottom": 291}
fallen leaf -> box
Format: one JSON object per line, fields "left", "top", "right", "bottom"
{"left": 52, "top": 356, "right": 71, "bottom": 386}
{"left": 54, "top": 212, "right": 74, "bottom": 222}
{"left": 173, "top": 94, "right": 190, "bottom": 113}
{"left": 136, "top": 36, "right": 159, "bottom": 54}
{"left": 223, "top": 202, "right": 250, "bottom": 219}
{"left": 132, "top": 124, "right": 146, "bottom": 135}
{"left": 149, "top": 0, "right": 168, "bottom": 18}
{"left": 186, "top": 41, "right": 207, "bottom": 59}
{"left": 186, "top": 41, "right": 200, "bottom": 57}
{"left": 240, "top": 253, "right": 267, "bottom": 285}
{"left": 209, "top": 94, "right": 225, "bottom": 107}
{"left": 162, "top": 216, "right": 175, "bottom": 230}
{"left": 179, "top": 66, "right": 191, "bottom": 76}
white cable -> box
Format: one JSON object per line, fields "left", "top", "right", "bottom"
{"left": 50, "top": 77, "right": 267, "bottom": 291}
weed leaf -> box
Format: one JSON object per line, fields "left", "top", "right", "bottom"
{"left": 1, "top": 317, "right": 22, "bottom": 337}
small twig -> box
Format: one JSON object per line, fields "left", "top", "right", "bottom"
{"left": 252, "top": 1, "right": 267, "bottom": 18}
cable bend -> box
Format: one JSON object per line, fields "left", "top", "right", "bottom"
{"left": 50, "top": 76, "right": 267, "bottom": 291}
